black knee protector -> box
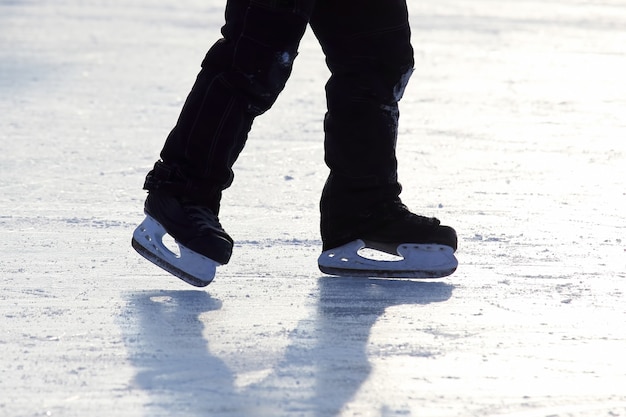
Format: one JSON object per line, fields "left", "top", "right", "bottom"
{"left": 325, "top": 26, "right": 415, "bottom": 106}
{"left": 204, "top": 3, "right": 309, "bottom": 116}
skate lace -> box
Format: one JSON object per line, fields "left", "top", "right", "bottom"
{"left": 183, "top": 203, "right": 222, "bottom": 232}
{"left": 411, "top": 213, "right": 440, "bottom": 226}
{"left": 385, "top": 202, "right": 441, "bottom": 226}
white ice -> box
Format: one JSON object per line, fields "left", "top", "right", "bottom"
{"left": 1, "top": 0, "right": 625, "bottom": 416}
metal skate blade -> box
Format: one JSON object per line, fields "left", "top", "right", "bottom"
{"left": 318, "top": 239, "right": 458, "bottom": 279}
{"left": 132, "top": 216, "right": 218, "bottom": 287}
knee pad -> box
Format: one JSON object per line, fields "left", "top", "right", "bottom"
{"left": 325, "top": 28, "right": 415, "bottom": 105}
{"left": 392, "top": 65, "right": 414, "bottom": 102}
{"left": 231, "top": 4, "right": 308, "bottom": 115}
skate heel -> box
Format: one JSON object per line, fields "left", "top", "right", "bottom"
{"left": 132, "top": 215, "right": 218, "bottom": 287}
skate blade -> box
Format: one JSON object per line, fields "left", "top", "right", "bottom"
{"left": 318, "top": 239, "right": 458, "bottom": 279}
{"left": 132, "top": 215, "right": 219, "bottom": 287}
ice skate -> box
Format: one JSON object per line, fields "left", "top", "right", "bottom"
{"left": 131, "top": 191, "right": 233, "bottom": 287}
{"left": 319, "top": 203, "right": 458, "bottom": 278}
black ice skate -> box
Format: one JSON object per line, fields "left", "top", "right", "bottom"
{"left": 131, "top": 191, "right": 233, "bottom": 287}
{"left": 318, "top": 203, "right": 458, "bottom": 278}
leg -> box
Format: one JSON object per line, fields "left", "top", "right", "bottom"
{"left": 134, "top": 0, "right": 316, "bottom": 285}
{"left": 147, "top": 0, "right": 314, "bottom": 213}
{"left": 310, "top": 0, "right": 415, "bottom": 249}
{"left": 310, "top": 0, "right": 458, "bottom": 277}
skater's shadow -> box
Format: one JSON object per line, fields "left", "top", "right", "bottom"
{"left": 266, "top": 277, "right": 454, "bottom": 417}
{"left": 120, "top": 290, "right": 235, "bottom": 412}
{"left": 121, "top": 279, "right": 453, "bottom": 416}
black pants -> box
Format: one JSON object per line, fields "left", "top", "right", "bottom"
{"left": 147, "top": 0, "right": 415, "bottom": 244}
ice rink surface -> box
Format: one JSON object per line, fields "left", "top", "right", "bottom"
{"left": 1, "top": 0, "right": 625, "bottom": 416}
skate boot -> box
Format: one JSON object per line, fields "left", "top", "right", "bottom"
{"left": 318, "top": 202, "right": 458, "bottom": 278}
{"left": 132, "top": 190, "right": 233, "bottom": 287}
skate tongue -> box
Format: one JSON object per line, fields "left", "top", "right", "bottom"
{"left": 318, "top": 239, "right": 457, "bottom": 279}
